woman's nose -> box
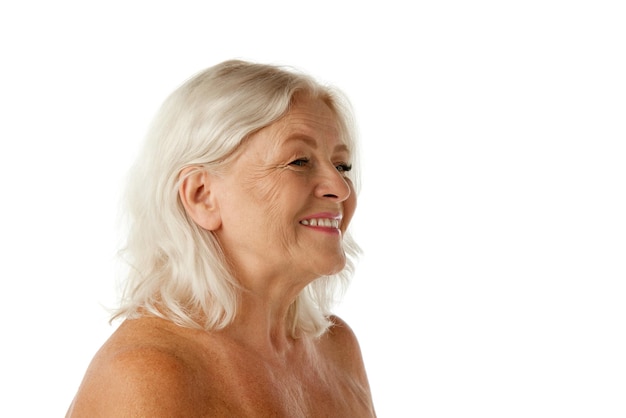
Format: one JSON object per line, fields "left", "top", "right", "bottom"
{"left": 315, "top": 164, "right": 352, "bottom": 202}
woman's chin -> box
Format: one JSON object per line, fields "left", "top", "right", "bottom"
{"left": 313, "top": 255, "right": 347, "bottom": 277}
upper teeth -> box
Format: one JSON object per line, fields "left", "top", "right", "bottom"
{"left": 301, "top": 218, "right": 340, "bottom": 228}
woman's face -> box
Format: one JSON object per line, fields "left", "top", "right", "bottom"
{"left": 213, "top": 96, "right": 357, "bottom": 286}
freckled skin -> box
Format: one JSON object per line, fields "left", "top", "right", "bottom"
{"left": 66, "top": 316, "right": 375, "bottom": 417}
{"left": 65, "top": 97, "right": 375, "bottom": 417}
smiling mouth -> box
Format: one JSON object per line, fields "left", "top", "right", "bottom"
{"left": 300, "top": 218, "right": 341, "bottom": 228}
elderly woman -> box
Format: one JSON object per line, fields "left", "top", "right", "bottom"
{"left": 66, "top": 60, "right": 375, "bottom": 417}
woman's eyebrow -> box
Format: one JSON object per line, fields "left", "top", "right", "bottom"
{"left": 284, "top": 135, "right": 350, "bottom": 154}
{"left": 284, "top": 135, "right": 317, "bottom": 148}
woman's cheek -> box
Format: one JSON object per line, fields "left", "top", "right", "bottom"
{"left": 341, "top": 185, "right": 357, "bottom": 233}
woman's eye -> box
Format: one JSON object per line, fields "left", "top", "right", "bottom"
{"left": 289, "top": 158, "right": 310, "bottom": 167}
{"left": 336, "top": 163, "right": 353, "bottom": 173}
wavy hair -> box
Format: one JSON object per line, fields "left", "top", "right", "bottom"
{"left": 111, "top": 60, "right": 361, "bottom": 337}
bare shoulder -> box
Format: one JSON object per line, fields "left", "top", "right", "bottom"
{"left": 66, "top": 317, "right": 211, "bottom": 417}
{"left": 323, "top": 315, "right": 363, "bottom": 356}
{"left": 321, "top": 315, "right": 370, "bottom": 379}
{"left": 318, "top": 315, "right": 376, "bottom": 415}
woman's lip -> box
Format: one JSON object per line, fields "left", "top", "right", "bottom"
{"left": 300, "top": 212, "right": 342, "bottom": 221}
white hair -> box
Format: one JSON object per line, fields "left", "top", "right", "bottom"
{"left": 112, "top": 60, "right": 361, "bottom": 337}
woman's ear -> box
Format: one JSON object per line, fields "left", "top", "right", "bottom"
{"left": 179, "top": 167, "right": 222, "bottom": 231}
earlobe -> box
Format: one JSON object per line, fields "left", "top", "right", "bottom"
{"left": 179, "top": 167, "right": 222, "bottom": 231}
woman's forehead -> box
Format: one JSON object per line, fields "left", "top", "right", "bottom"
{"left": 231, "top": 97, "right": 350, "bottom": 164}
{"left": 268, "top": 98, "right": 345, "bottom": 146}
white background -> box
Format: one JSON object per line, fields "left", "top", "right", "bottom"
{"left": 1, "top": 1, "right": 625, "bottom": 417}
